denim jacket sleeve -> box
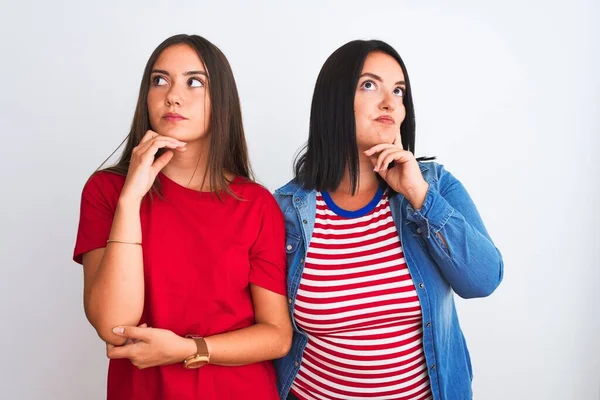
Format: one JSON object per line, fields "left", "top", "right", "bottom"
{"left": 406, "top": 163, "right": 504, "bottom": 298}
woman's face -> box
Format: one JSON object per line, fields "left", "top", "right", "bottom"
{"left": 147, "top": 44, "right": 211, "bottom": 142}
{"left": 354, "top": 51, "right": 406, "bottom": 151}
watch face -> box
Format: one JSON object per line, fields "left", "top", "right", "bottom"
{"left": 184, "top": 355, "right": 210, "bottom": 369}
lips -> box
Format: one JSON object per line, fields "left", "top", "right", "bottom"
{"left": 375, "top": 116, "right": 395, "bottom": 124}
{"left": 163, "top": 112, "right": 187, "bottom": 122}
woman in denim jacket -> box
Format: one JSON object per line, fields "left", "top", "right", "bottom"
{"left": 273, "top": 40, "right": 503, "bottom": 400}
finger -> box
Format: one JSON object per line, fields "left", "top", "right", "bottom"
{"left": 384, "top": 151, "right": 414, "bottom": 171}
{"left": 366, "top": 154, "right": 378, "bottom": 169}
{"left": 393, "top": 150, "right": 414, "bottom": 164}
{"left": 377, "top": 149, "right": 414, "bottom": 171}
{"left": 106, "top": 343, "right": 114, "bottom": 358}
{"left": 136, "top": 134, "right": 185, "bottom": 152}
{"left": 132, "top": 138, "right": 168, "bottom": 160}
{"left": 107, "top": 343, "right": 138, "bottom": 359}
{"left": 392, "top": 132, "right": 404, "bottom": 150}
{"left": 140, "top": 130, "right": 160, "bottom": 144}
{"left": 137, "top": 137, "right": 186, "bottom": 156}
{"left": 133, "top": 323, "right": 148, "bottom": 342}
{"left": 145, "top": 139, "right": 187, "bottom": 154}
{"left": 150, "top": 150, "right": 174, "bottom": 176}
{"left": 112, "top": 326, "right": 151, "bottom": 342}
{"left": 374, "top": 148, "right": 399, "bottom": 171}
{"left": 364, "top": 143, "right": 398, "bottom": 157}
{"left": 379, "top": 151, "right": 405, "bottom": 172}
{"left": 139, "top": 141, "right": 185, "bottom": 165}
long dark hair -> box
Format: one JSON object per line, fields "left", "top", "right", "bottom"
{"left": 295, "top": 39, "right": 426, "bottom": 194}
{"left": 100, "top": 34, "right": 252, "bottom": 197}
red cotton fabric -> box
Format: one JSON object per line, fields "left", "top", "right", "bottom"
{"left": 74, "top": 171, "right": 286, "bottom": 400}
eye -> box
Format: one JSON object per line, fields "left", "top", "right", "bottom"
{"left": 152, "top": 76, "right": 167, "bottom": 86}
{"left": 188, "top": 77, "right": 204, "bottom": 88}
{"left": 393, "top": 86, "right": 405, "bottom": 97}
{"left": 360, "top": 80, "right": 377, "bottom": 91}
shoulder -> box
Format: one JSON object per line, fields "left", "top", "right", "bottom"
{"left": 273, "top": 178, "right": 304, "bottom": 211}
{"left": 419, "top": 161, "right": 456, "bottom": 184}
{"left": 81, "top": 170, "right": 126, "bottom": 201}
{"left": 274, "top": 178, "right": 303, "bottom": 196}
{"left": 419, "top": 161, "right": 467, "bottom": 196}
{"left": 231, "top": 177, "right": 280, "bottom": 210}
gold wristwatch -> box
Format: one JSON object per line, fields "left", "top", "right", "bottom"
{"left": 183, "top": 335, "right": 210, "bottom": 369}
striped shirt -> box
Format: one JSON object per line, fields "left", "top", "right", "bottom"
{"left": 290, "top": 189, "right": 432, "bottom": 400}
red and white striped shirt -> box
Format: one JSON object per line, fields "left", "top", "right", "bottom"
{"left": 290, "top": 190, "right": 432, "bottom": 400}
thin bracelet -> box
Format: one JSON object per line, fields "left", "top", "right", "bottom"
{"left": 106, "top": 239, "right": 142, "bottom": 246}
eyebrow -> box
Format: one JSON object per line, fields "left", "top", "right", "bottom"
{"left": 359, "top": 72, "right": 405, "bottom": 86}
{"left": 151, "top": 69, "right": 208, "bottom": 77}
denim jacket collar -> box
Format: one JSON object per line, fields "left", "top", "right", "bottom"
{"left": 275, "top": 162, "right": 431, "bottom": 199}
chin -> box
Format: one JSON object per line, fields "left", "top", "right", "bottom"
{"left": 158, "top": 126, "right": 207, "bottom": 142}
{"left": 375, "top": 132, "right": 397, "bottom": 144}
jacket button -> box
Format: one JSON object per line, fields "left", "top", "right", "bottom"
{"left": 294, "top": 362, "right": 299, "bottom": 367}
{"left": 418, "top": 283, "right": 424, "bottom": 289}
{"left": 300, "top": 259, "right": 304, "bottom": 264}
{"left": 416, "top": 228, "right": 422, "bottom": 234}
{"left": 288, "top": 298, "right": 292, "bottom": 304}
{"left": 295, "top": 198, "right": 300, "bottom": 202}
{"left": 426, "top": 322, "right": 431, "bottom": 328}
{"left": 302, "top": 219, "right": 308, "bottom": 224}
{"left": 286, "top": 244, "right": 293, "bottom": 250}
{"left": 430, "top": 364, "right": 436, "bottom": 370}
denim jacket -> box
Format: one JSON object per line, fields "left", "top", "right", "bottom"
{"left": 273, "top": 162, "right": 504, "bottom": 400}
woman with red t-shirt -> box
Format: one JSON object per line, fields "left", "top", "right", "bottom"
{"left": 73, "top": 34, "right": 292, "bottom": 399}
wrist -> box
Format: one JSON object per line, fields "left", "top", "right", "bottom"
{"left": 406, "top": 182, "right": 429, "bottom": 210}
{"left": 117, "top": 194, "right": 142, "bottom": 210}
{"left": 182, "top": 335, "right": 211, "bottom": 369}
{"left": 178, "top": 337, "right": 199, "bottom": 363}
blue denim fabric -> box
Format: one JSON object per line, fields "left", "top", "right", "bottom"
{"left": 273, "top": 162, "right": 503, "bottom": 400}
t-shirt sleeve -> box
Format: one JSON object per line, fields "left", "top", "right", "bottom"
{"left": 248, "top": 191, "right": 287, "bottom": 296}
{"left": 73, "top": 173, "right": 118, "bottom": 265}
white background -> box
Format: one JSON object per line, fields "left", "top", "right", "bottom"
{"left": 0, "top": 0, "right": 598, "bottom": 399}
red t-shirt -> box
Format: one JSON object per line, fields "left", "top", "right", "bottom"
{"left": 73, "top": 171, "right": 286, "bottom": 400}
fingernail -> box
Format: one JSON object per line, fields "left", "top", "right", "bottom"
{"left": 113, "top": 327, "right": 124, "bottom": 335}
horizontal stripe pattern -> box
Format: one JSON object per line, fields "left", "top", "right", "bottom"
{"left": 291, "top": 193, "right": 431, "bottom": 400}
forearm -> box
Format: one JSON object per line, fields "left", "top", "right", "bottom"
{"left": 86, "top": 197, "right": 145, "bottom": 344}
{"left": 426, "top": 210, "right": 503, "bottom": 297}
{"left": 204, "top": 321, "right": 291, "bottom": 366}
{"left": 169, "top": 322, "right": 292, "bottom": 367}
{"left": 407, "top": 185, "right": 503, "bottom": 298}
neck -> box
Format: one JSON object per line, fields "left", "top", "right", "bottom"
{"left": 161, "top": 136, "right": 214, "bottom": 191}
{"left": 333, "top": 152, "right": 380, "bottom": 197}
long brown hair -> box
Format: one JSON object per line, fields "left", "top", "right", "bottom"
{"left": 100, "top": 34, "right": 253, "bottom": 197}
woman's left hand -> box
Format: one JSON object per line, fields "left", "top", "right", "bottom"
{"left": 364, "top": 136, "right": 429, "bottom": 209}
{"left": 106, "top": 325, "right": 194, "bottom": 369}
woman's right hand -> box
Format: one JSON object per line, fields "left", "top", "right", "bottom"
{"left": 120, "top": 130, "right": 187, "bottom": 203}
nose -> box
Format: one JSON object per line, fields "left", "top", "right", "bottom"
{"left": 165, "top": 84, "right": 182, "bottom": 107}
{"left": 379, "top": 91, "right": 396, "bottom": 112}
